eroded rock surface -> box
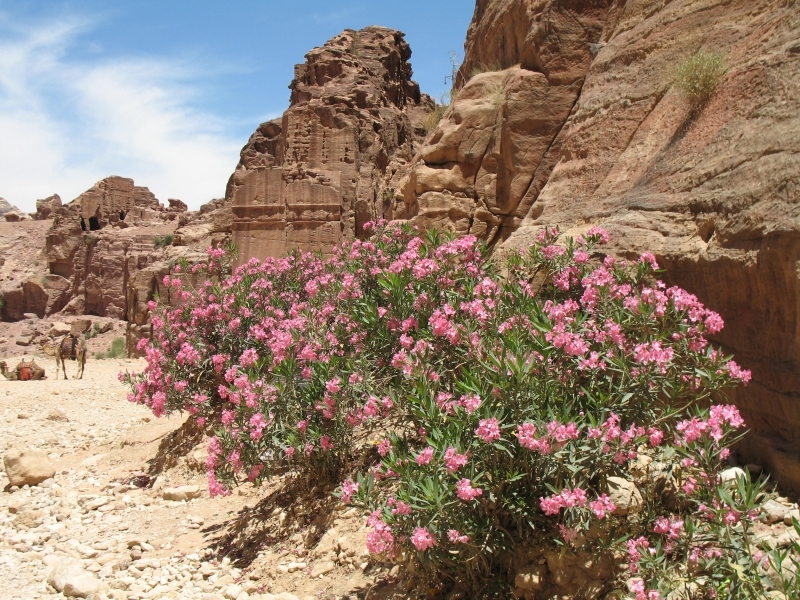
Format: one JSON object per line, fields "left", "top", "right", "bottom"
{"left": 228, "top": 26, "right": 431, "bottom": 262}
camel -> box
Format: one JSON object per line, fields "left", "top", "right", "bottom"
{"left": 55, "top": 334, "right": 87, "bottom": 380}
{"left": 0, "top": 359, "right": 47, "bottom": 381}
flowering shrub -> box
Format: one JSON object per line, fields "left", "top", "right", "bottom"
{"left": 125, "top": 222, "right": 795, "bottom": 597}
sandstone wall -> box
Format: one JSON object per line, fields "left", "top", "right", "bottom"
{"left": 402, "top": 0, "right": 800, "bottom": 487}
{"left": 228, "top": 26, "right": 431, "bottom": 263}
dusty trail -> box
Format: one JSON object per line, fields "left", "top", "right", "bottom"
{"left": 0, "top": 356, "right": 389, "bottom": 600}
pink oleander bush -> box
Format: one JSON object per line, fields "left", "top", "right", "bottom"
{"left": 125, "top": 222, "right": 795, "bottom": 598}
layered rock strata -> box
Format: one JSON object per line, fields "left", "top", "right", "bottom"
{"left": 228, "top": 26, "right": 430, "bottom": 262}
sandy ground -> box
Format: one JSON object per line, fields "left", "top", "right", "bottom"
{"left": 0, "top": 355, "right": 400, "bottom": 600}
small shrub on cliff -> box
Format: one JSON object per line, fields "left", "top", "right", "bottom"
{"left": 675, "top": 50, "right": 727, "bottom": 109}
{"left": 423, "top": 102, "right": 449, "bottom": 134}
{"left": 467, "top": 61, "right": 502, "bottom": 81}
{"left": 154, "top": 234, "right": 174, "bottom": 250}
{"left": 125, "top": 223, "right": 797, "bottom": 597}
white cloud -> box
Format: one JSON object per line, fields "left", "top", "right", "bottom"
{"left": 0, "top": 13, "right": 243, "bottom": 212}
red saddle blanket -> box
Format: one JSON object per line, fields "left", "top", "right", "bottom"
{"left": 61, "top": 337, "right": 78, "bottom": 361}
{"left": 18, "top": 366, "right": 33, "bottom": 381}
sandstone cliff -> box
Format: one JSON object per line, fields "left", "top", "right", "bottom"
{"left": 227, "top": 26, "right": 431, "bottom": 261}
{"left": 396, "top": 0, "right": 800, "bottom": 487}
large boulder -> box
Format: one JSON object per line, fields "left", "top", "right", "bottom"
{"left": 3, "top": 449, "right": 56, "bottom": 487}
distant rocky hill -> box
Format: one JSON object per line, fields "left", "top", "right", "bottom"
{"left": 0, "top": 198, "right": 19, "bottom": 215}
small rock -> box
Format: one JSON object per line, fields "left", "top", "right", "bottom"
{"left": 7, "top": 497, "right": 28, "bottom": 513}
{"left": 84, "top": 496, "right": 111, "bottom": 511}
{"left": 287, "top": 561, "right": 306, "bottom": 573}
{"left": 48, "top": 558, "right": 86, "bottom": 592}
{"left": 774, "top": 529, "right": 800, "bottom": 548}
{"left": 785, "top": 508, "right": 800, "bottom": 526}
{"left": 47, "top": 408, "right": 70, "bottom": 422}
{"left": 13, "top": 508, "right": 45, "bottom": 529}
{"left": 162, "top": 485, "right": 202, "bottom": 502}
{"left": 720, "top": 467, "right": 747, "bottom": 485}
{"left": 51, "top": 322, "right": 72, "bottom": 336}
{"left": 43, "top": 554, "right": 61, "bottom": 567}
{"left": 762, "top": 500, "right": 790, "bottom": 524}
{"left": 224, "top": 584, "right": 243, "bottom": 599}
{"left": 75, "top": 543, "right": 100, "bottom": 559}
{"left": 607, "top": 477, "right": 644, "bottom": 516}
{"left": 17, "top": 412, "right": 29, "bottom": 419}
{"left": 16, "top": 335, "right": 33, "bottom": 346}
{"left": 3, "top": 448, "right": 56, "bottom": 486}
{"left": 311, "top": 560, "right": 335, "bottom": 578}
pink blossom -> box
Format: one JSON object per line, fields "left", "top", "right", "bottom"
{"left": 460, "top": 393, "right": 482, "bottom": 414}
{"left": 586, "top": 226, "right": 609, "bottom": 244}
{"left": 443, "top": 447, "right": 468, "bottom": 473}
{"left": 559, "top": 525, "right": 579, "bottom": 543}
{"left": 366, "top": 513, "right": 395, "bottom": 554}
{"left": 475, "top": 418, "right": 501, "bottom": 443}
{"left": 589, "top": 495, "right": 616, "bottom": 519}
{"left": 208, "top": 472, "right": 230, "bottom": 498}
{"left": 416, "top": 447, "right": 434, "bottom": 465}
{"left": 341, "top": 479, "right": 359, "bottom": 503}
{"left": 639, "top": 252, "right": 659, "bottom": 270}
{"left": 325, "top": 377, "right": 341, "bottom": 395}
{"left": 648, "top": 427, "right": 664, "bottom": 446}
{"left": 410, "top": 527, "right": 436, "bottom": 551}
{"left": 455, "top": 479, "right": 483, "bottom": 501}
{"left": 377, "top": 438, "right": 392, "bottom": 457}
{"left": 447, "top": 529, "right": 469, "bottom": 544}
{"left": 653, "top": 517, "right": 684, "bottom": 539}
{"left": 239, "top": 348, "right": 259, "bottom": 368}
{"left": 726, "top": 360, "right": 751, "bottom": 383}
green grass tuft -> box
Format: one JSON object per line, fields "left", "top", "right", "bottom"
{"left": 675, "top": 50, "right": 727, "bottom": 109}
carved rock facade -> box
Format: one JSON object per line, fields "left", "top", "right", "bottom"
{"left": 228, "top": 26, "right": 430, "bottom": 262}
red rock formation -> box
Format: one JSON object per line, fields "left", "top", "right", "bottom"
{"left": 400, "top": 0, "right": 800, "bottom": 487}
{"left": 228, "top": 26, "right": 431, "bottom": 262}
{"left": 43, "top": 177, "right": 188, "bottom": 320}
{"left": 35, "top": 194, "right": 62, "bottom": 220}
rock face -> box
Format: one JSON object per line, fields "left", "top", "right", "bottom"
{"left": 400, "top": 0, "right": 800, "bottom": 488}
{"left": 35, "top": 194, "right": 62, "bottom": 220}
{"left": 390, "top": 0, "right": 608, "bottom": 242}
{"left": 228, "top": 26, "right": 430, "bottom": 262}
{"left": 41, "top": 177, "right": 198, "bottom": 321}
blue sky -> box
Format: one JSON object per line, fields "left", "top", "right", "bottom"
{"left": 0, "top": 1, "right": 474, "bottom": 212}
